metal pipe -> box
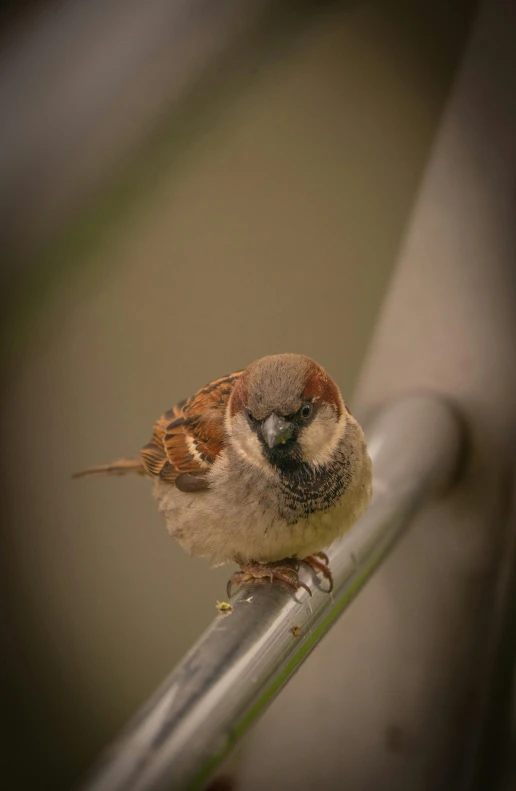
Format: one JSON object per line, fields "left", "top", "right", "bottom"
{"left": 78, "top": 392, "right": 467, "bottom": 791}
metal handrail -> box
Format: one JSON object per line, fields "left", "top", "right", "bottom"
{"left": 78, "top": 393, "right": 467, "bottom": 791}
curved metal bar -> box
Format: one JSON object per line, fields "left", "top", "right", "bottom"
{"left": 78, "top": 393, "right": 467, "bottom": 791}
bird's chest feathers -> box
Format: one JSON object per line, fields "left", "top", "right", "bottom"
{"left": 155, "top": 444, "right": 361, "bottom": 565}
{"left": 217, "top": 446, "right": 351, "bottom": 524}
{"left": 275, "top": 452, "right": 352, "bottom": 522}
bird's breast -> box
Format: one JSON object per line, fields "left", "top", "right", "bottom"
{"left": 276, "top": 452, "right": 353, "bottom": 522}
{"left": 154, "top": 441, "right": 370, "bottom": 566}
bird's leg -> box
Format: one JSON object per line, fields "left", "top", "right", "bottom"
{"left": 300, "top": 554, "right": 334, "bottom": 592}
{"left": 227, "top": 560, "right": 312, "bottom": 598}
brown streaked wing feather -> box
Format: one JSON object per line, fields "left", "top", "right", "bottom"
{"left": 140, "top": 372, "right": 243, "bottom": 484}
{"left": 181, "top": 371, "right": 243, "bottom": 465}
{"left": 140, "top": 410, "right": 185, "bottom": 483}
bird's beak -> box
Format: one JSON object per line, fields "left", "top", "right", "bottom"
{"left": 261, "top": 413, "right": 295, "bottom": 449}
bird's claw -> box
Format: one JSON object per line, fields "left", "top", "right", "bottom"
{"left": 227, "top": 561, "right": 312, "bottom": 598}
{"left": 300, "top": 554, "right": 334, "bottom": 592}
{"left": 313, "top": 551, "right": 329, "bottom": 565}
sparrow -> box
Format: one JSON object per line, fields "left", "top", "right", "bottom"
{"left": 74, "top": 354, "right": 372, "bottom": 596}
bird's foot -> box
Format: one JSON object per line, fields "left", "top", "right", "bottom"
{"left": 300, "top": 552, "right": 333, "bottom": 592}
{"left": 227, "top": 560, "right": 312, "bottom": 598}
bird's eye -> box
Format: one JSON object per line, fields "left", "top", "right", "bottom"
{"left": 246, "top": 408, "right": 254, "bottom": 421}
{"left": 300, "top": 403, "right": 312, "bottom": 419}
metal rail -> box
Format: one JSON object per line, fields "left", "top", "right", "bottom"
{"left": 78, "top": 393, "right": 467, "bottom": 791}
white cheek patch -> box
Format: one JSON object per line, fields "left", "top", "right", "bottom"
{"left": 228, "top": 414, "right": 275, "bottom": 476}
{"left": 228, "top": 409, "right": 347, "bottom": 472}
{"left": 299, "top": 408, "right": 348, "bottom": 467}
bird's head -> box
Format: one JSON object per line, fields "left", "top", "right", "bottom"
{"left": 226, "top": 353, "right": 348, "bottom": 472}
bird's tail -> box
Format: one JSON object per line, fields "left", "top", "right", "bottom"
{"left": 72, "top": 457, "right": 146, "bottom": 479}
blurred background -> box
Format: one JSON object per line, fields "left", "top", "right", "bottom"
{"left": 1, "top": 1, "right": 515, "bottom": 790}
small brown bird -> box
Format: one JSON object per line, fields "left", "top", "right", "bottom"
{"left": 74, "top": 354, "right": 372, "bottom": 596}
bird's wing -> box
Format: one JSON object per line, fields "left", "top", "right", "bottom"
{"left": 140, "top": 370, "right": 243, "bottom": 485}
